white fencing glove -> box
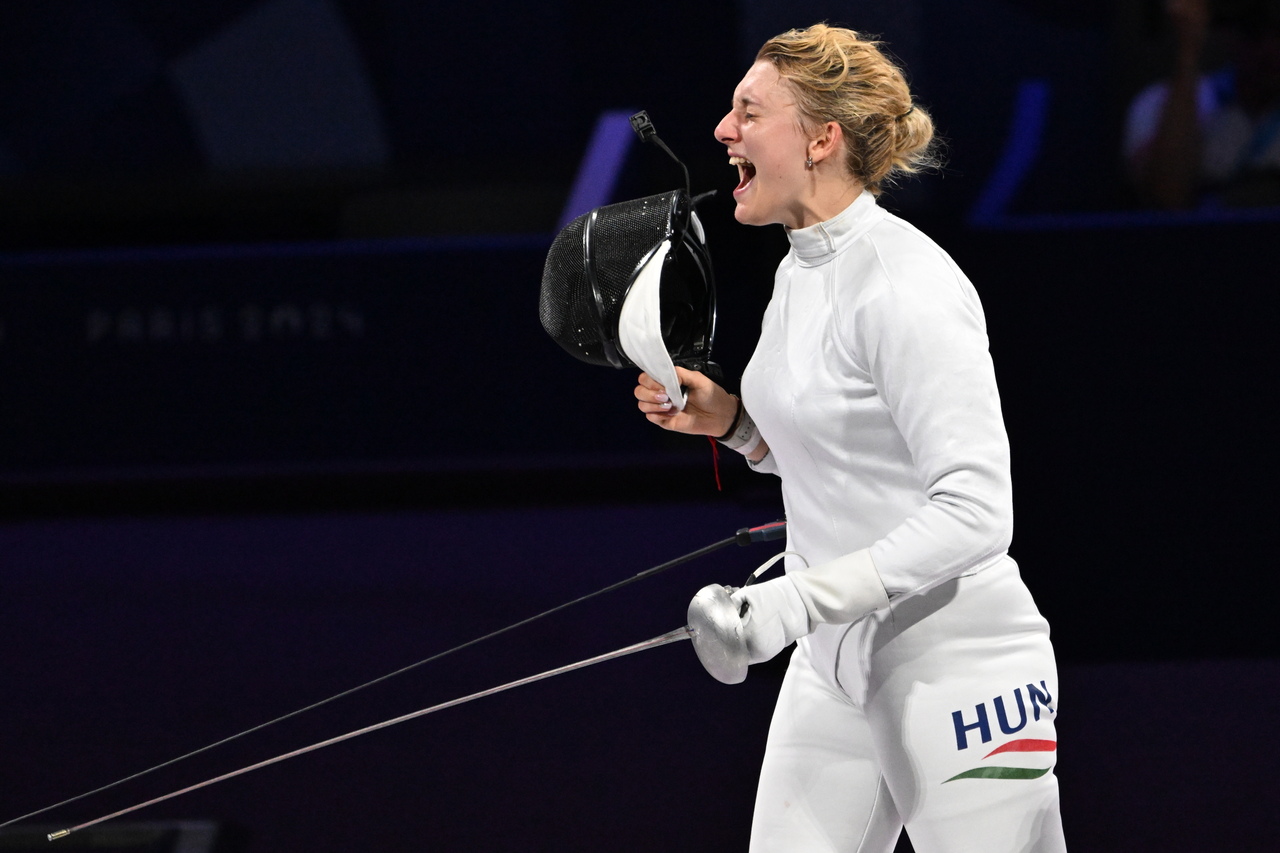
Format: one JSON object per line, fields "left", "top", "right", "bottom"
{"left": 730, "top": 549, "right": 892, "bottom": 665}
{"left": 730, "top": 575, "right": 811, "bottom": 664}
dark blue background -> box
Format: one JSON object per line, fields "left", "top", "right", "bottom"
{"left": 2, "top": 1, "right": 1276, "bottom": 850}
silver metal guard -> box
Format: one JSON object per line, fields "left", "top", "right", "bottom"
{"left": 687, "top": 584, "right": 748, "bottom": 684}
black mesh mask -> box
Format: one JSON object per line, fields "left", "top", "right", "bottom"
{"left": 539, "top": 113, "right": 717, "bottom": 410}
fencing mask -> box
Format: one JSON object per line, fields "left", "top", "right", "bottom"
{"left": 539, "top": 112, "right": 716, "bottom": 411}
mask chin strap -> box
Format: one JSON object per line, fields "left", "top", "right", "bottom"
{"left": 617, "top": 238, "right": 686, "bottom": 411}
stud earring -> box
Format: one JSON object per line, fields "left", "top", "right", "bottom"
{"left": 806, "top": 156, "right": 814, "bottom": 169}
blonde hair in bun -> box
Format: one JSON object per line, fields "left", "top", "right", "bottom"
{"left": 757, "top": 24, "right": 941, "bottom": 194}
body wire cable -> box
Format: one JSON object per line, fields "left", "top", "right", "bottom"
{"left": 2, "top": 520, "right": 785, "bottom": 831}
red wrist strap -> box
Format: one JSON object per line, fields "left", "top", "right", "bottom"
{"left": 707, "top": 436, "right": 723, "bottom": 491}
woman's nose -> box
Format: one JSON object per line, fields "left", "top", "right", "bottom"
{"left": 714, "top": 113, "right": 736, "bottom": 143}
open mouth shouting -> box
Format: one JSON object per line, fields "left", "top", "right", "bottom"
{"left": 729, "top": 155, "right": 756, "bottom": 197}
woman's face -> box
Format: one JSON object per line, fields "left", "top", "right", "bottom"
{"left": 713, "top": 61, "right": 815, "bottom": 229}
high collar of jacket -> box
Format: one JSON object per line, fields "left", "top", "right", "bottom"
{"left": 785, "top": 191, "right": 885, "bottom": 267}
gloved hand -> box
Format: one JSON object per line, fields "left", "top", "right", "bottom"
{"left": 729, "top": 574, "right": 812, "bottom": 664}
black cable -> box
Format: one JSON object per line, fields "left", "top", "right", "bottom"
{"left": 2, "top": 519, "right": 785, "bottom": 828}
{"left": 629, "top": 110, "right": 692, "bottom": 195}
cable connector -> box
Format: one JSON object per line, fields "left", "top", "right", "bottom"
{"left": 629, "top": 111, "right": 656, "bottom": 142}
{"left": 736, "top": 520, "right": 787, "bottom": 546}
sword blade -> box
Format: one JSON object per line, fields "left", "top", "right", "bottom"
{"left": 48, "top": 627, "right": 693, "bottom": 842}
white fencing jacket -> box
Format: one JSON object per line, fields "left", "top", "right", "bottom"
{"left": 740, "top": 191, "right": 1015, "bottom": 632}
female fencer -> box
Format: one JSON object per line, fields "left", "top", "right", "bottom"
{"left": 634, "top": 24, "right": 1067, "bottom": 853}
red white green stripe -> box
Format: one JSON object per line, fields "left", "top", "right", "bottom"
{"left": 944, "top": 739, "right": 1056, "bottom": 783}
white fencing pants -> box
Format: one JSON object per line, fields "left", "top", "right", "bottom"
{"left": 749, "top": 557, "right": 1066, "bottom": 853}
